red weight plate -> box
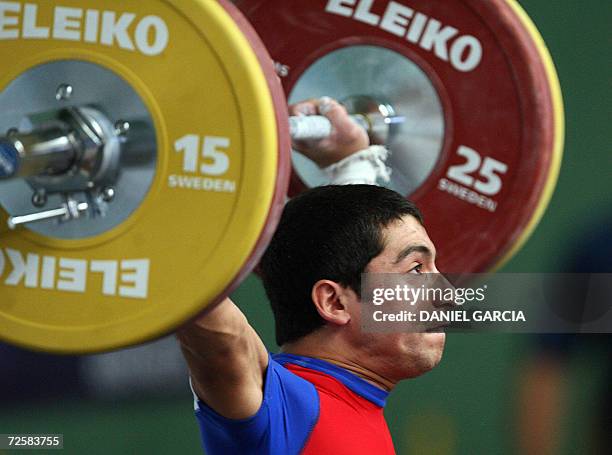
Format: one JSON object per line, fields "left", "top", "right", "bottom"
{"left": 236, "top": 0, "right": 564, "bottom": 273}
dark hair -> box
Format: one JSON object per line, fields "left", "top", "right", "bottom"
{"left": 260, "top": 185, "right": 423, "bottom": 346}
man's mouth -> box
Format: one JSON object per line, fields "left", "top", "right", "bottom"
{"left": 425, "top": 325, "right": 448, "bottom": 333}
{"left": 424, "top": 321, "right": 452, "bottom": 333}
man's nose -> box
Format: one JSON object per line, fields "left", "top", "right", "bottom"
{"left": 431, "top": 273, "right": 456, "bottom": 308}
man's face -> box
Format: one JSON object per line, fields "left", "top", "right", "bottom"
{"left": 351, "top": 215, "right": 447, "bottom": 381}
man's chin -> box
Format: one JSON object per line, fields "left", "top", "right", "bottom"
{"left": 399, "top": 333, "right": 446, "bottom": 379}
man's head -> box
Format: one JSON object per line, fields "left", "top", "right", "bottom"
{"left": 260, "top": 185, "right": 445, "bottom": 380}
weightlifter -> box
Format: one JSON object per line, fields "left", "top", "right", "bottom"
{"left": 178, "top": 98, "right": 448, "bottom": 454}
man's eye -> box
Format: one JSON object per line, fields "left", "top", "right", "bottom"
{"left": 409, "top": 264, "right": 423, "bottom": 274}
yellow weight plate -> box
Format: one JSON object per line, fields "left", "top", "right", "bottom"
{"left": 0, "top": 0, "right": 283, "bottom": 353}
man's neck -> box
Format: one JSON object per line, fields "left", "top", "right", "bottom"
{"left": 281, "top": 332, "right": 398, "bottom": 392}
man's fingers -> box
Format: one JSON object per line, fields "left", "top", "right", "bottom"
{"left": 316, "top": 96, "right": 335, "bottom": 115}
{"left": 317, "top": 97, "right": 348, "bottom": 118}
{"left": 289, "top": 97, "right": 347, "bottom": 119}
{"left": 322, "top": 103, "right": 352, "bottom": 129}
{"left": 289, "top": 99, "right": 319, "bottom": 117}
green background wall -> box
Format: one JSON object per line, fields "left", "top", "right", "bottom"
{"left": 1, "top": 1, "right": 610, "bottom": 454}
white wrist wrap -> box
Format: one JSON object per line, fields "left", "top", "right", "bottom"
{"left": 323, "top": 145, "right": 392, "bottom": 185}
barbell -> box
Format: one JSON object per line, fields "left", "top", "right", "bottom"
{"left": 0, "top": 0, "right": 563, "bottom": 353}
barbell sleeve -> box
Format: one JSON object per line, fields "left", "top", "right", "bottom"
{"left": 0, "top": 116, "right": 155, "bottom": 181}
{"left": 0, "top": 125, "right": 78, "bottom": 179}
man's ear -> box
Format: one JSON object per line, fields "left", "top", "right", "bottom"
{"left": 311, "top": 280, "right": 352, "bottom": 326}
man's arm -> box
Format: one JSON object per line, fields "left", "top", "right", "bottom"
{"left": 177, "top": 97, "right": 374, "bottom": 421}
{"left": 176, "top": 298, "right": 268, "bottom": 419}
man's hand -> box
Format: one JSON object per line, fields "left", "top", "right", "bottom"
{"left": 290, "top": 97, "right": 369, "bottom": 168}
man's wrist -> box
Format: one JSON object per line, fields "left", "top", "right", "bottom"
{"left": 323, "top": 145, "right": 391, "bottom": 185}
